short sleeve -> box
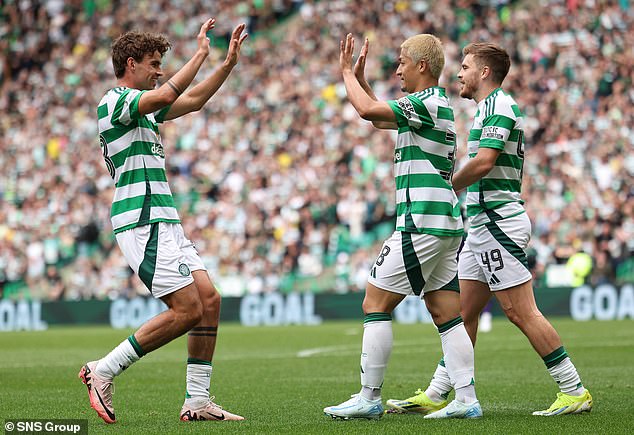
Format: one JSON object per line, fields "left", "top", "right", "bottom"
{"left": 111, "top": 89, "right": 146, "bottom": 126}
{"left": 479, "top": 114, "right": 516, "bottom": 150}
{"left": 387, "top": 95, "right": 434, "bottom": 129}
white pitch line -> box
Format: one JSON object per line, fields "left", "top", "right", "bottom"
{"left": 297, "top": 338, "right": 441, "bottom": 358}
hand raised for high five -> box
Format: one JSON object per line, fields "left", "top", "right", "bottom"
{"left": 340, "top": 33, "right": 355, "bottom": 72}
{"left": 197, "top": 18, "right": 216, "bottom": 56}
{"left": 354, "top": 37, "right": 369, "bottom": 83}
{"left": 224, "top": 24, "right": 249, "bottom": 69}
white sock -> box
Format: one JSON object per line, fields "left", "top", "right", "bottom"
{"left": 95, "top": 335, "right": 143, "bottom": 379}
{"left": 425, "top": 358, "right": 453, "bottom": 402}
{"left": 185, "top": 359, "right": 212, "bottom": 406}
{"left": 359, "top": 313, "right": 393, "bottom": 400}
{"left": 546, "top": 354, "right": 584, "bottom": 396}
{"left": 438, "top": 317, "right": 477, "bottom": 403}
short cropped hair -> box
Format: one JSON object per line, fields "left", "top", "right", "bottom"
{"left": 400, "top": 34, "right": 445, "bottom": 80}
{"left": 111, "top": 31, "right": 171, "bottom": 78}
{"left": 462, "top": 42, "right": 510, "bottom": 84}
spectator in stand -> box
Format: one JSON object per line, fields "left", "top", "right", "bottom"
{"left": 1, "top": 0, "right": 632, "bottom": 300}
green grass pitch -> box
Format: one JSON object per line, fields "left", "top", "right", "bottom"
{"left": 1, "top": 318, "right": 633, "bottom": 434}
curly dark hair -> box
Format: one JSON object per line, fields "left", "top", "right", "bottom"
{"left": 111, "top": 31, "right": 171, "bottom": 78}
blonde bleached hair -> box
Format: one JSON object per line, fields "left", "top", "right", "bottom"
{"left": 400, "top": 34, "right": 445, "bottom": 80}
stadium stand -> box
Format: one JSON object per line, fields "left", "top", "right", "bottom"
{"left": 0, "top": 0, "right": 632, "bottom": 299}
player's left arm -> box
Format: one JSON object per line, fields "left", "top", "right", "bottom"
{"left": 340, "top": 33, "right": 396, "bottom": 123}
{"left": 452, "top": 113, "right": 510, "bottom": 191}
{"left": 163, "top": 24, "right": 248, "bottom": 120}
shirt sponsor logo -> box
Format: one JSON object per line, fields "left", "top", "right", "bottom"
{"left": 151, "top": 143, "right": 165, "bottom": 158}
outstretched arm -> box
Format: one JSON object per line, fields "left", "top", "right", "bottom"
{"left": 340, "top": 33, "right": 395, "bottom": 123}
{"left": 138, "top": 18, "right": 215, "bottom": 116}
{"left": 164, "top": 24, "right": 248, "bottom": 120}
{"left": 353, "top": 38, "right": 397, "bottom": 130}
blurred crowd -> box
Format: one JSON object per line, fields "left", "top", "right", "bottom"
{"left": 1, "top": 0, "right": 632, "bottom": 301}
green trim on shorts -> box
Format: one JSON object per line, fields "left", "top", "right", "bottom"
{"left": 484, "top": 219, "right": 529, "bottom": 270}
{"left": 542, "top": 346, "right": 569, "bottom": 369}
{"left": 438, "top": 274, "right": 460, "bottom": 292}
{"left": 401, "top": 232, "right": 425, "bottom": 296}
{"left": 138, "top": 223, "right": 159, "bottom": 292}
{"left": 364, "top": 312, "right": 392, "bottom": 323}
{"left": 436, "top": 316, "right": 463, "bottom": 333}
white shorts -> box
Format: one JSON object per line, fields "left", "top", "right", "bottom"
{"left": 458, "top": 212, "right": 532, "bottom": 291}
{"left": 367, "top": 231, "right": 461, "bottom": 298}
{"left": 115, "top": 222, "right": 206, "bottom": 298}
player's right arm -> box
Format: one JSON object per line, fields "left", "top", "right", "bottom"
{"left": 353, "top": 38, "right": 397, "bottom": 130}
{"left": 340, "top": 34, "right": 396, "bottom": 123}
{"left": 137, "top": 18, "right": 215, "bottom": 116}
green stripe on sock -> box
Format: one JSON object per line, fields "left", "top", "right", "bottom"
{"left": 543, "top": 346, "right": 568, "bottom": 369}
{"left": 128, "top": 334, "right": 146, "bottom": 357}
{"left": 436, "top": 316, "right": 463, "bottom": 333}
{"left": 364, "top": 312, "right": 392, "bottom": 323}
{"left": 185, "top": 390, "right": 192, "bottom": 398}
{"left": 187, "top": 357, "right": 212, "bottom": 366}
{"left": 439, "top": 357, "right": 445, "bottom": 367}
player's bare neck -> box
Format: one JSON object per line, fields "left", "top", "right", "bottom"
{"left": 474, "top": 83, "right": 499, "bottom": 103}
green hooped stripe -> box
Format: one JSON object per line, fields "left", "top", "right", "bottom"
{"left": 437, "top": 316, "right": 463, "bottom": 333}
{"left": 439, "top": 357, "right": 446, "bottom": 367}
{"left": 364, "top": 312, "right": 392, "bottom": 323}
{"left": 187, "top": 358, "right": 212, "bottom": 366}
{"left": 543, "top": 346, "right": 569, "bottom": 369}
{"left": 138, "top": 223, "right": 159, "bottom": 292}
{"left": 128, "top": 334, "right": 146, "bottom": 357}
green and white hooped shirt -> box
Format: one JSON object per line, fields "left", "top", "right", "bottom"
{"left": 387, "top": 86, "right": 463, "bottom": 237}
{"left": 465, "top": 88, "right": 526, "bottom": 227}
{"left": 97, "top": 87, "right": 179, "bottom": 233}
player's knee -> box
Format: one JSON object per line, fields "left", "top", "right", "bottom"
{"left": 426, "top": 304, "right": 449, "bottom": 325}
{"left": 361, "top": 298, "right": 387, "bottom": 315}
{"left": 502, "top": 305, "right": 525, "bottom": 327}
{"left": 461, "top": 307, "right": 479, "bottom": 325}
{"left": 200, "top": 291, "right": 221, "bottom": 320}
{"left": 206, "top": 289, "right": 221, "bottom": 310}
{"left": 184, "top": 299, "right": 204, "bottom": 328}
{"left": 361, "top": 299, "right": 372, "bottom": 315}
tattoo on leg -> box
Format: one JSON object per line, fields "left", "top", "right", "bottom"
{"left": 188, "top": 326, "right": 218, "bottom": 337}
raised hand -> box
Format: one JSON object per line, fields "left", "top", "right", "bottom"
{"left": 224, "top": 23, "right": 248, "bottom": 68}
{"left": 340, "top": 33, "right": 355, "bottom": 72}
{"left": 354, "top": 37, "right": 369, "bottom": 82}
{"left": 197, "top": 18, "right": 216, "bottom": 55}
